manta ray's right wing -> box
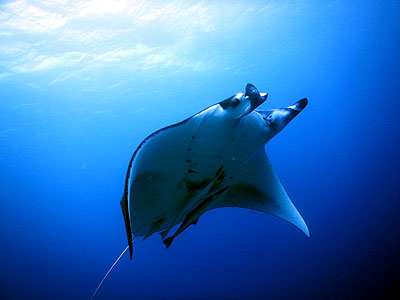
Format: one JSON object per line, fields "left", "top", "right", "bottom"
{"left": 214, "top": 147, "right": 310, "bottom": 237}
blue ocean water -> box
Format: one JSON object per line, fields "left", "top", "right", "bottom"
{"left": 1, "top": 1, "right": 399, "bottom": 299}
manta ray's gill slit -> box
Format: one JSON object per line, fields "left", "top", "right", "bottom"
{"left": 185, "top": 178, "right": 212, "bottom": 193}
{"left": 165, "top": 185, "right": 232, "bottom": 249}
{"left": 215, "top": 166, "right": 224, "bottom": 177}
{"left": 216, "top": 170, "right": 225, "bottom": 181}
{"left": 151, "top": 218, "right": 165, "bottom": 227}
{"left": 190, "top": 186, "right": 230, "bottom": 215}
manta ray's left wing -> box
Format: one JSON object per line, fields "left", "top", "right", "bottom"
{"left": 213, "top": 147, "right": 310, "bottom": 237}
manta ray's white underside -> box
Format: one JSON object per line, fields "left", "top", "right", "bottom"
{"left": 122, "top": 102, "right": 309, "bottom": 249}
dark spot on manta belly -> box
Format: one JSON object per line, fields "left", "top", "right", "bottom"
{"left": 187, "top": 169, "right": 197, "bottom": 174}
{"left": 186, "top": 159, "right": 192, "bottom": 163}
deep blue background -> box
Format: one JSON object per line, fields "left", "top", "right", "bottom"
{"left": 1, "top": 1, "right": 399, "bottom": 299}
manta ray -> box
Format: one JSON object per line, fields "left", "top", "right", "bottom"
{"left": 91, "top": 83, "right": 309, "bottom": 299}
{"left": 121, "top": 83, "right": 309, "bottom": 257}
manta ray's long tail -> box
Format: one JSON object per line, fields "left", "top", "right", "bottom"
{"left": 90, "top": 237, "right": 137, "bottom": 300}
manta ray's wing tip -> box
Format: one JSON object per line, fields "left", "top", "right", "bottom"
{"left": 298, "top": 219, "right": 311, "bottom": 238}
{"left": 304, "top": 226, "right": 311, "bottom": 238}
